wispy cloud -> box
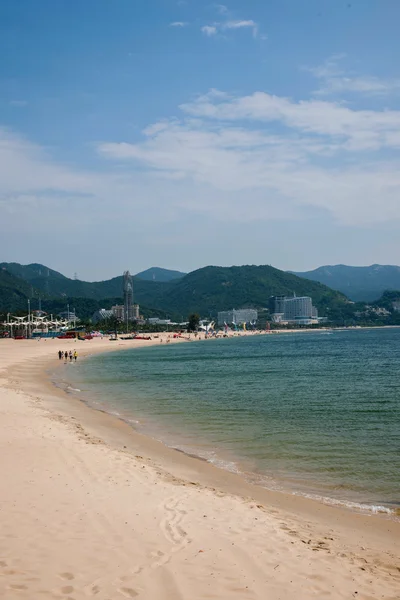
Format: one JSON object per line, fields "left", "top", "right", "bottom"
{"left": 201, "top": 6, "right": 260, "bottom": 38}
{"left": 0, "top": 127, "right": 179, "bottom": 233}
{"left": 223, "top": 19, "right": 258, "bottom": 37}
{"left": 179, "top": 89, "right": 400, "bottom": 151}
{"left": 201, "top": 19, "right": 258, "bottom": 38}
{"left": 307, "top": 55, "right": 400, "bottom": 96}
{"left": 201, "top": 25, "right": 218, "bottom": 36}
{"left": 169, "top": 21, "right": 188, "bottom": 27}
{"left": 97, "top": 86, "right": 400, "bottom": 226}
{"left": 9, "top": 100, "right": 28, "bottom": 107}
{"left": 215, "top": 4, "right": 229, "bottom": 14}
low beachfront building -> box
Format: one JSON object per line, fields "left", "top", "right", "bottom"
{"left": 147, "top": 318, "right": 173, "bottom": 325}
{"left": 217, "top": 308, "right": 258, "bottom": 326}
{"left": 92, "top": 308, "right": 114, "bottom": 324}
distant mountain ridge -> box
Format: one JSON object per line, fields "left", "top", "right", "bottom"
{"left": 150, "top": 265, "right": 347, "bottom": 317}
{"left": 0, "top": 262, "right": 347, "bottom": 318}
{"left": 135, "top": 267, "right": 186, "bottom": 282}
{"left": 292, "top": 264, "right": 400, "bottom": 302}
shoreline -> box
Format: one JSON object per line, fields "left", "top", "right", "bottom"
{"left": 16, "top": 336, "right": 400, "bottom": 526}
{"left": 1, "top": 336, "right": 400, "bottom": 599}
{"left": 52, "top": 342, "right": 399, "bottom": 520}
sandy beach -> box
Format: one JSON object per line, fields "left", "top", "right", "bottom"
{"left": 0, "top": 336, "right": 399, "bottom": 600}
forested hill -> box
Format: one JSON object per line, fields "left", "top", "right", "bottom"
{"left": 0, "top": 268, "right": 38, "bottom": 311}
{"left": 135, "top": 267, "right": 186, "bottom": 282}
{"left": 0, "top": 267, "right": 168, "bottom": 320}
{"left": 148, "top": 265, "right": 347, "bottom": 317}
{"left": 1, "top": 262, "right": 347, "bottom": 319}
{"left": 0, "top": 262, "right": 167, "bottom": 301}
{"left": 292, "top": 264, "right": 400, "bottom": 302}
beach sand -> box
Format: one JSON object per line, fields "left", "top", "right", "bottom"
{"left": 0, "top": 336, "right": 399, "bottom": 600}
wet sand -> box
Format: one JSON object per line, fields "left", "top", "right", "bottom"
{"left": 0, "top": 336, "right": 399, "bottom": 599}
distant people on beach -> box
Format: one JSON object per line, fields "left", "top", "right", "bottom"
{"left": 69, "top": 351, "right": 73, "bottom": 362}
{"left": 58, "top": 350, "right": 63, "bottom": 360}
{"left": 73, "top": 350, "right": 78, "bottom": 361}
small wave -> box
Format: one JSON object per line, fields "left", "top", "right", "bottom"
{"left": 67, "top": 386, "right": 81, "bottom": 392}
{"left": 170, "top": 444, "right": 240, "bottom": 473}
{"left": 208, "top": 456, "right": 240, "bottom": 474}
{"left": 291, "top": 491, "right": 396, "bottom": 517}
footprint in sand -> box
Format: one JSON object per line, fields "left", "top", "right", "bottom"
{"left": 91, "top": 585, "right": 101, "bottom": 595}
{"left": 61, "top": 585, "right": 74, "bottom": 594}
{"left": 59, "top": 573, "right": 75, "bottom": 581}
{"left": 9, "top": 584, "right": 28, "bottom": 590}
{"left": 119, "top": 587, "right": 138, "bottom": 598}
{"left": 4, "top": 569, "right": 20, "bottom": 575}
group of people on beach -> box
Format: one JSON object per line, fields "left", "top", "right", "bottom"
{"left": 58, "top": 350, "right": 78, "bottom": 362}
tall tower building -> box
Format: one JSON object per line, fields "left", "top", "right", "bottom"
{"left": 123, "top": 271, "right": 134, "bottom": 322}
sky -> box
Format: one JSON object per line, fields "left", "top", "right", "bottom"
{"left": 1, "top": 0, "right": 400, "bottom": 281}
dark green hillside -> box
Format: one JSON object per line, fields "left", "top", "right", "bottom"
{"left": 135, "top": 267, "right": 186, "bottom": 282}
{"left": 0, "top": 262, "right": 171, "bottom": 302}
{"left": 147, "top": 265, "right": 347, "bottom": 318}
{"left": 0, "top": 262, "right": 68, "bottom": 282}
{"left": 0, "top": 262, "right": 348, "bottom": 321}
{"left": 1, "top": 262, "right": 97, "bottom": 297}
{"left": 0, "top": 268, "right": 36, "bottom": 312}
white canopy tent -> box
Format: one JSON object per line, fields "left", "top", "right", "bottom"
{"left": 1, "top": 314, "right": 72, "bottom": 337}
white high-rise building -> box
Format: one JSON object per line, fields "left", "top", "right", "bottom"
{"left": 283, "top": 296, "right": 314, "bottom": 320}
{"left": 270, "top": 295, "right": 318, "bottom": 323}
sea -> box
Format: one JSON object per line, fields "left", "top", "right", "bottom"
{"left": 57, "top": 328, "right": 400, "bottom": 517}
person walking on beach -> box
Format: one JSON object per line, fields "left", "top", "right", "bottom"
{"left": 58, "top": 350, "right": 62, "bottom": 360}
{"left": 69, "top": 351, "right": 73, "bottom": 362}
{"left": 65, "top": 350, "right": 69, "bottom": 362}
{"left": 73, "top": 350, "right": 78, "bottom": 362}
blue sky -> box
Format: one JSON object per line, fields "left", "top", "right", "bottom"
{"left": 1, "top": 0, "right": 400, "bottom": 280}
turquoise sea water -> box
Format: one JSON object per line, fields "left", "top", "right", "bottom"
{"left": 61, "top": 329, "right": 400, "bottom": 515}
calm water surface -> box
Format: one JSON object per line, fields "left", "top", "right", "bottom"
{"left": 62, "top": 329, "right": 400, "bottom": 515}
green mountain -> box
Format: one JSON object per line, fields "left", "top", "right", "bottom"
{"left": 0, "top": 262, "right": 348, "bottom": 320}
{"left": 0, "top": 267, "right": 37, "bottom": 312}
{"left": 148, "top": 265, "right": 347, "bottom": 318}
{"left": 135, "top": 267, "right": 186, "bottom": 282}
{"left": 292, "top": 264, "right": 400, "bottom": 302}
{"left": 0, "top": 269, "right": 168, "bottom": 321}
{"left": 0, "top": 262, "right": 167, "bottom": 302}
{"left": 0, "top": 262, "right": 68, "bottom": 282}
{"left": 0, "top": 262, "right": 119, "bottom": 298}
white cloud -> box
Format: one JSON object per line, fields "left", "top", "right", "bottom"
{"left": 169, "top": 21, "right": 188, "bottom": 27}
{"left": 3, "top": 74, "right": 400, "bottom": 245}
{"left": 320, "top": 75, "right": 400, "bottom": 96}
{"left": 97, "top": 86, "right": 400, "bottom": 226}
{"left": 223, "top": 20, "right": 258, "bottom": 37}
{"left": 179, "top": 89, "right": 400, "bottom": 150}
{"left": 201, "top": 12, "right": 259, "bottom": 38}
{"left": 0, "top": 127, "right": 183, "bottom": 236}
{"left": 201, "top": 25, "right": 217, "bottom": 36}
{"left": 307, "top": 56, "right": 400, "bottom": 96}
